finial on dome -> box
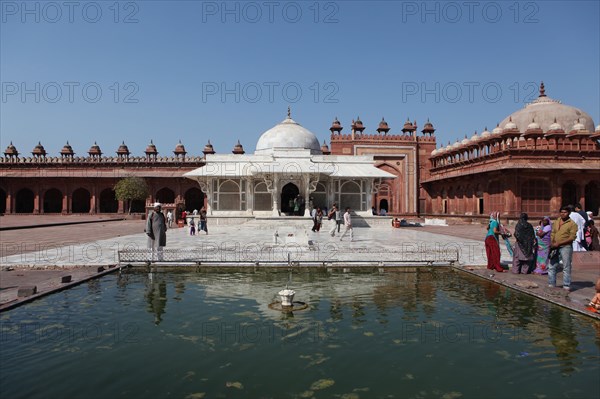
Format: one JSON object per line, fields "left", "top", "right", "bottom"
{"left": 287, "top": 106, "right": 291, "bottom": 119}
{"left": 539, "top": 82, "right": 546, "bottom": 97}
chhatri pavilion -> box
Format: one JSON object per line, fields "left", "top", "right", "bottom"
{"left": 184, "top": 109, "right": 395, "bottom": 217}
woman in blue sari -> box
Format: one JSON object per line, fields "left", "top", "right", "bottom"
{"left": 485, "top": 211, "right": 504, "bottom": 272}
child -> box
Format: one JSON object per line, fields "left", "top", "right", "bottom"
{"left": 588, "top": 278, "right": 600, "bottom": 311}
{"left": 189, "top": 220, "right": 196, "bottom": 236}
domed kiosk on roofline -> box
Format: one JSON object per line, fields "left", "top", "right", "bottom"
{"left": 184, "top": 108, "right": 395, "bottom": 217}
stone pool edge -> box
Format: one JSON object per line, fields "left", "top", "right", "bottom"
{"left": 453, "top": 265, "right": 600, "bottom": 321}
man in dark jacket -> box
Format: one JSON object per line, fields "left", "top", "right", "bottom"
{"left": 146, "top": 202, "right": 167, "bottom": 261}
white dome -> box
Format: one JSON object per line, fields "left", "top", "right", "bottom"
{"left": 480, "top": 128, "right": 491, "bottom": 138}
{"left": 572, "top": 119, "right": 586, "bottom": 131}
{"left": 549, "top": 120, "right": 563, "bottom": 131}
{"left": 431, "top": 148, "right": 438, "bottom": 156}
{"left": 527, "top": 119, "right": 540, "bottom": 130}
{"left": 504, "top": 118, "right": 518, "bottom": 130}
{"left": 461, "top": 137, "right": 469, "bottom": 145}
{"left": 452, "top": 141, "right": 461, "bottom": 149}
{"left": 596, "top": 125, "right": 600, "bottom": 132}
{"left": 492, "top": 124, "right": 502, "bottom": 135}
{"left": 499, "top": 84, "right": 595, "bottom": 133}
{"left": 255, "top": 116, "right": 321, "bottom": 154}
{"left": 470, "top": 131, "right": 479, "bottom": 141}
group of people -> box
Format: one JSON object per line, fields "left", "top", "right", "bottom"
{"left": 485, "top": 204, "right": 600, "bottom": 292}
{"left": 308, "top": 202, "right": 354, "bottom": 241}
{"left": 187, "top": 208, "right": 208, "bottom": 236}
{"left": 145, "top": 204, "right": 211, "bottom": 260}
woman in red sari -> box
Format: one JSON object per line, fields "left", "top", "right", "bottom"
{"left": 485, "top": 211, "right": 504, "bottom": 272}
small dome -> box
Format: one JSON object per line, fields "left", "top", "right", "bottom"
{"left": 452, "top": 140, "right": 461, "bottom": 149}
{"left": 504, "top": 117, "right": 517, "bottom": 131}
{"left": 492, "top": 123, "right": 502, "bottom": 135}
{"left": 4, "top": 141, "right": 19, "bottom": 156}
{"left": 174, "top": 140, "right": 187, "bottom": 155}
{"left": 572, "top": 119, "right": 585, "bottom": 131}
{"left": 461, "top": 135, "right": 469, "bottom": 145}
{"left": 445, "top": 142, "right": 453, "bottom": 152}
{"left": 232, "top": 140, "right": 245, "bottom": 154}
{"left": 203, "top": 140, "right": 215, "bottom": 155}
{"left": 321, "top": 140, "right": 330, "bottom": 154}
{"left": 88, "top": 142, "right": 102, "bottom": 155}
{"left": 117, "top": 141, "right": 130, "bottom": 155}
{"left": 595, "top": 124, "right": 600, "bottom": 133}
{"left": 377, "top": 117, "right": 390, "bottom": 133}
{"left": 352, "top": 116, "right": 365, "bottom": 132}
{"left": 32, "top": 142, "right": 47, "bottom": 156}
{"left": 60, "top": 141, "right": 74, "bottom": 155}
{"left": 548, "top": 118, "right": 563, "bottom": 131}
{"left": 422, "top": 118, "right": 435, "bottom": 134}
{"left": 470, "top": 131, "right": 479, "bottom": 142}
{"left": 329, "top": 117, "right": 343, "bottom": 133}
{"left": 145, "top": 140, "right": 158, "bottom": 154}
{"left": 431, "top": 148, "right": 438, "bottom": 156}
{"left": 480, "top": 127, "right": 491, "bottom": 138}
{"left": 527, "top": 119, "right": 540, "bottom": 130}
{"left": 402, "top": 118, "right": 415, "bottom": 133}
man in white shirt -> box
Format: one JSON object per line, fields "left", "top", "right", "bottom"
{"left": 569, "top": 206, "right": 587, "bottom": 251}
{"left": 339, "top": 207, "right": 353, "bottom": 242}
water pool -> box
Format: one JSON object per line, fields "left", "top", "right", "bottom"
{"left": 1, "top": 269, "right": 599, "bottom": 398}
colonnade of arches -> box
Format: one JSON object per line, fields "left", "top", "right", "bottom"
{"left": 0, "top": 186, "right": 205, "bottom": 214}
{"left": 430, "top": 179, "right": 600, "bottom": 216}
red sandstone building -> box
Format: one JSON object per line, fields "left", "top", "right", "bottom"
{"left": 1, "top": 83, "right": 599, "bottom": 220}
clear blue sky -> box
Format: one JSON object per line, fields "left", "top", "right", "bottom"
{"left": 1, "top": 0, "right": 599, "bottom": 156}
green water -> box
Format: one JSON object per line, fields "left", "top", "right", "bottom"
{"left": 1, "top": 269, "right": 599, "bottom": 399}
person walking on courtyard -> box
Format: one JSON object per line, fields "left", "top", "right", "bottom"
{"left": 533, "top": 216, "right": 552, "bottom": 274}
{"left": 328, "top": 204, "right": 338, "bottom": 237}
{"left": 484, "top": 211, "right": 504, "bottom": 273}
{"left": 311, "top": 206, "right": 318, "bottom": 232}
{"left": 315, "top": 207, "right": 323, "bottom": 232}
{"left": 199, "top": 207, "right": 208, "bottom": 234}
{"left": 146, "top": 202, "right": 167, "bottom": 261}
{"left": 189, "top": 219, "right": 196, "bottom": 235}
{"left": 339, "top": 207, "right": 354, "bottom": 241}
{"left": 512, "top": 213, "right": 536, "bottom": 274}
{"left": 335, "top": 203, "right": 343, "bottom": 233}
{"left": 549, "top": 206, "right": 578, "bottom": 291}
{"left": 166, "top": 210, "right": 173, "bottom": 229}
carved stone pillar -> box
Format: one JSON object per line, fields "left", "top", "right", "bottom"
{"left": 198, "top": 179, "right": 211, "bottom": 215}
{"left": 303, "top": 174, "right": 319, "bottom": 217}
